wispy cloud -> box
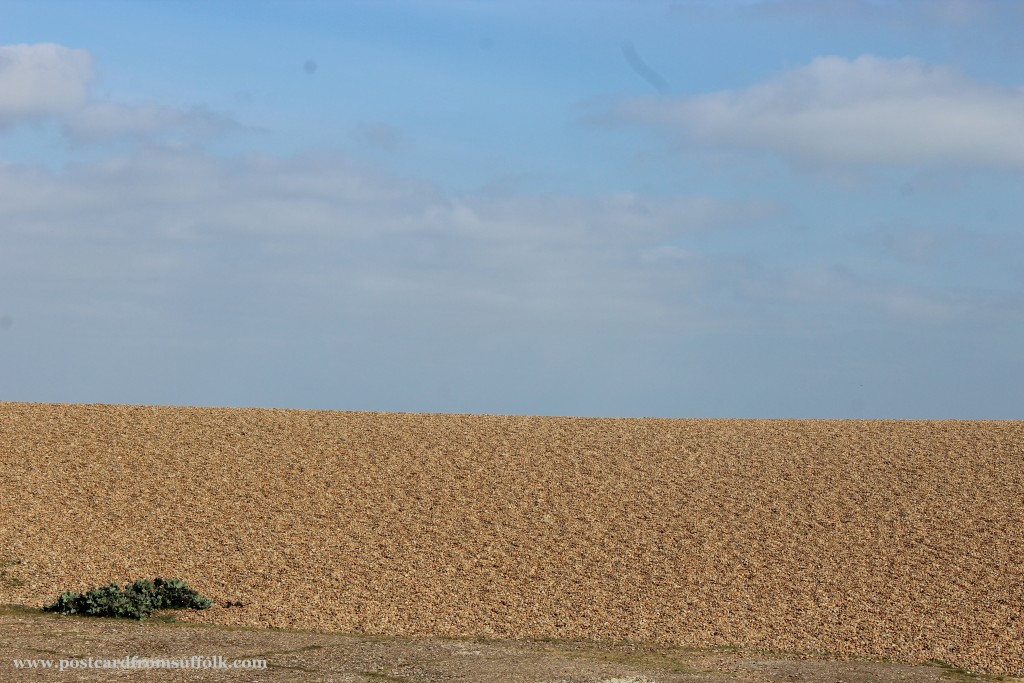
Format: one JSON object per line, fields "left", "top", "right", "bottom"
{"left": 860, "top": 222, "right": 1019, "bottom": 268}
{"left": 615, "top": 54, "right": 1024, "bottom": 169}
{"left": 5, "top": 142, "right": 1013, "bottom": 351}
{"left": 62, "top": 102, "right": 241, "bottom": 144}
{"left": 350, "top": 122, "right": 409, "bottom": 151}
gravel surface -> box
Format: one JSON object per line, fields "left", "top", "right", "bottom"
{"left": 1, "top": 402, "right": 1022, "bottom": 675}
{"left": 3, "top": 605, "right": 1003, "bottom": 683}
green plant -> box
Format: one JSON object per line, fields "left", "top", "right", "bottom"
{"left": 152, "top": 578, "right": 214, "bottom": 610}
{"left": 43, "top": 577, "right": 213, "bottom": 620}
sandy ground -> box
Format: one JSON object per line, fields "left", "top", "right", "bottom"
{"left": 1, "top": 402, "right": 1022, "bottom": 676}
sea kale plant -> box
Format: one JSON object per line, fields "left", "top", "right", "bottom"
{"left": 43, "top": 577, "right": 213, "bottom": 620}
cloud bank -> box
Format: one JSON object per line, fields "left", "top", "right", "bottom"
{"left": 0, "top": 147, "right": 786, "bottom": 341}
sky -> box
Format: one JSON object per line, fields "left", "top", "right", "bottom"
{"left": 1, "top": 0, "right": 1022, "bottom": 419}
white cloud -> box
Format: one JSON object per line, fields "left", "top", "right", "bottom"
{"left": 0, "top": 43, "right": 93, "bottom": 128}
{"left": 0, "top": 42, "right": 240, "bottom": 143}
{"left": 616, "top": 54, "right": 1024, "bottom": 169}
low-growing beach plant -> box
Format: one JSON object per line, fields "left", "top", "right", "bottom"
{"left": 43, "top": 577, "right": 212, "bottom": 620}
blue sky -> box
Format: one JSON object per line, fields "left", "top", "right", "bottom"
{"left": 1, "top": 0, "right": 1022, "bottom": 418}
